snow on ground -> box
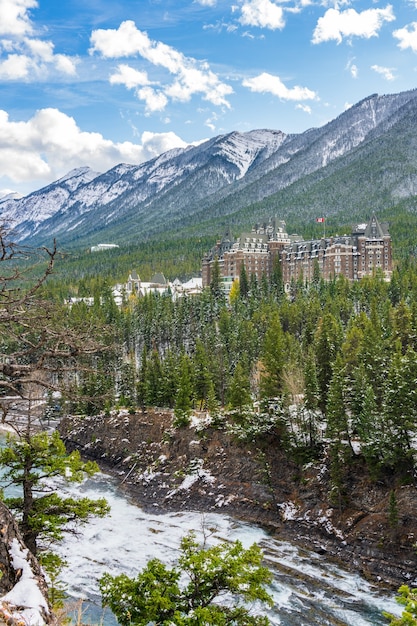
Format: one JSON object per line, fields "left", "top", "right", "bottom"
{"left": 0, "top": 539, "right": 49, "bottom": 626}
{"left": 53, "top": 471, "right": 402, "bottom": 626}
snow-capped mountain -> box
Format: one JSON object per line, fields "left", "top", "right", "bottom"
{"left": 2, "top": 89, "right": 417, "bottom": 248}
{"left": 0, "top": 166, "right": 100, "bottom": 240}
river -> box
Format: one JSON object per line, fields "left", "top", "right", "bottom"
{"left": 50, "top": 471, "right": 402, "bottom": 626}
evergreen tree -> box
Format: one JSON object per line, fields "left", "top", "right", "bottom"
{"left": 227, "top": 360, "right": 252, "bottom": 416}
{"left": 326, "top": 354, "right": 353, "bottom": 453}
{"left": 78, "top": 361, "right": 115, "bottom": 415}
{"left": 312, "top": 258, "right": 321, "bottom": 285}
{"left": 100, "top": 532, "right": 273, "bottom": 626}
{"left": 384, "top": 585, "right": 417, "bottom": 625}
{"left": 174, "top": 355, "right": 193, "bottom": 426}
{"left": 0, "top": 229, "right": 114, "bottom": 603}
{"left": 328, "top": 440, "right": 347, "bottom": 512}
{"left": 381, "top": 348, "right": 417, "bottom": 475}
{"left": 302, "top": 349, "right": 321, "bottom": 450}
{"left": 160, "top": 349, "right": 179, "bottom": 408}
{"left": 391, "top": 299, "right": 413, "bottom": 354}
{"left": 192, "top": 339, "right": 213, "bottom": 409}
{"left": 0, "top": 431, "right": 109, "bottom": 556}
{"left": 118, "top": 361, "right": 137, "bottom": 408}
{"left": 239, "top": 263, "right": 249, "bottom": 299}
{"left": 314, "top": 312, "right": 342, "bottom": 412}
{"left": 146, "top": 350, "right": 164, "bottom": 407}
{"left": 304, "top": 349, "right": 320, "bottom": 413}
{"left": 210, "top": 257, "right": 223, "bottom": 301}
{"left": 206, "top": 380, "right": 222, "bottom": 427}
{"left": 270, "top": 254, "right": 283, "bottom": 298}
{"left": 260, "top": 312, "right": 286, "bottom": 399}
{"left": 136, "top": 345, "right": 148, "bottom": 411}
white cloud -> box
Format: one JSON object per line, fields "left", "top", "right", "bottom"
{"left": 0, "top": 53, "right": 30, "bottom": 79}
{"left": 204, "top": 111, "right": 219, "bottom": 131}
{"left": 0, "top": 2, "right": 77, "bottom": 79}
{"left": 346, "top": 59, "right": 358, "bottom": 78}
{"left": 312, "top": 5, "right": 395, "bottom": 44}
{"left": 0, "top": 44, "right": 77, "bottom": 79}
{"left": 110, "top": 64, "right": 170, "bottom": 113}
{"left": 25, "top": 37, "right": 53, "bottom": 61}
{"left": 242, "top": 72, "right": 317, "bottom": 101}
{"left": 296, "top": 103, "right": 312, "bottom": 113}
{"left": 0, "top": 108, "right": 190, "bottom": 188}
{"left": 137, "top": 86, "right": 169, "bottom": 113}
{"left": 0, "top": 188, "right": 20, "bottom": 198}
{"left": 110, "top": 64, "right": 150, "bottom": 89}
{"left": 238, "top": 0, "right": 285, "bottom": 30}
{"left": 0, "top": 0, "right": 36, "bottom": 36}
{"left": 195, "top": 0, "right": 217, "bottom": 5}
{"left": 54, "top": 53, "right": 77, "bottom": 76}
{"left": 393, "top": 22, "right": 417, "bottom": 52}
{"left": 90, "top": 20, "right": 233, "bottom": 109}
{"left": 371, "top": 64, "right": 395, "bottom": 80}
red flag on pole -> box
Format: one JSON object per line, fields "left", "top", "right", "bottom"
{"left": 316, "top": 217, "right": 325, "bottom": 223}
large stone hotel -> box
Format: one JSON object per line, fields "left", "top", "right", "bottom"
{"left": 202, "top": 214, "right": 393, "bottom": 291}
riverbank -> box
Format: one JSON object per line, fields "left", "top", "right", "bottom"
{"left": 59, "top": 409, "right": 417, "bottom": 590}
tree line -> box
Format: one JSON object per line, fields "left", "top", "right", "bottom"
{"left": 2, "top": 225, "right": 417, "bottom": 623}
{"left": 90, "top": 258, "right": 416, "bottom": 490}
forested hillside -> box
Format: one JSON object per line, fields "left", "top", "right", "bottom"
{"left": 37, "top": 204, "right": 417, "bottom": 296}
{"left": 64, "top": 257, "right": 417, "bottom": 495}
{"left": 3, "top": 90, "right": 417, "bottom": 261}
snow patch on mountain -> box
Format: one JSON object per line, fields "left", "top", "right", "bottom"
{"left": 2, "top": 89, "right": 417, "bottom": 247}
{"left": 0, "top": 166, "right": 101, "bottom": 229}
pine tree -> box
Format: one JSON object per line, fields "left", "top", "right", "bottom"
{"left": 0, "top": 228, "right": 112, "bottom": 588}
{"left": 227, "top": 360, "right": 252, "bottom": 416}
{"left": 174, "top": 355, "right": 193, "bottom": 426}
{"left": 314, "top": 312, "right": 342, "bottom": 412}
{"left": 270, "top": 254, "right": 283, "bottom": 298}
{"left": 302, "top": 349, "right": 321, "bottom": 450}
{"left": 326, "top": 354, "right": 352, "bottom": 453}
{"left": 136, "top": 345, "right": 148, "bottom": 411}
{"left": 100, "top": 532, "right": 273, "bottom": 626}
{"left": 0, "top": 431, "right": 109, "bottom": 556}
{"left": 381, "top": 348, "right": 417, "bottom": 475}
{"left": 210, "top": 257, "right": 223, "bottom": 301}
{"left": 260, "top": 312, "right": 286, "bottom": 399}
{"left": 192, "top": 339, "right": 213, "bottom": 409}
{"left": 206, "top": 379, "right": 222, "bottom": 427}
{"left": 118, "top": 361, "right": 137, "bottom": 408}
{"left": 239, "top": 263, "right": 249, "bottom": 299}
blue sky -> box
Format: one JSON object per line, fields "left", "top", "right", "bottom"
{"left": 0, "top": 0, "right": 416, "bottom": 197}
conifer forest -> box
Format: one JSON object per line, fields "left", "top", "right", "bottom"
{"left": 64, "top": 254, "right": 417, "bottom": 488}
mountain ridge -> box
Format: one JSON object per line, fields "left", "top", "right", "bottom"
{"left": 1, "top": 88, "right": 417, "bottom": 249}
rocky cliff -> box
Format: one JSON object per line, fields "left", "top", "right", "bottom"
{"left": 59, "top": 409, "right": 417, "bottom": 590}
{"left": 0, "top": 502, "right": 55, "bottom": 626}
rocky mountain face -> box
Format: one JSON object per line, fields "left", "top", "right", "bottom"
{"left": 0, "top": 166, "right": 100, "bottom": 242}
{"left": 2, "top": 89, "right": 417, "bottom": 248}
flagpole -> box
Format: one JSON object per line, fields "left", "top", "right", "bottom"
{"left": 316, "top": 217, "right": 326, "bottom": 238}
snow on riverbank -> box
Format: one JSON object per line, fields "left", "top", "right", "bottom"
{"left": 55, "top": 471, "right": 402, "bottom": 626}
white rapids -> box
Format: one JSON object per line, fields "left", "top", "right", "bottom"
{"left": 54, "top": 472, "right": 402, "bottom": 626}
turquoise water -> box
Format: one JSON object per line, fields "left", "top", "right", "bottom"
{"left": 0, "top": 434, "right": 401, "bottom": 625}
